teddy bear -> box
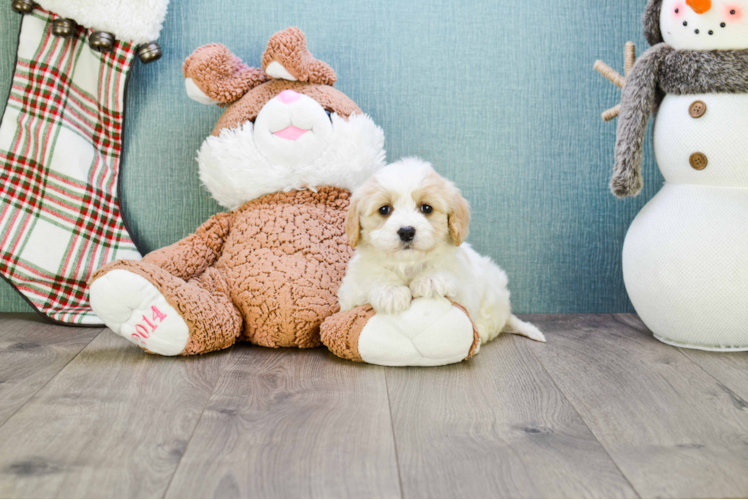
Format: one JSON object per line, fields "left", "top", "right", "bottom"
{"left": 89, "top": 27, "right": 484, "bottom": 365}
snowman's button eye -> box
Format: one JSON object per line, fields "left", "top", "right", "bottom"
{"left": 675, "top": 8, "right": 679, "bottom": 12}
{"left": 709, "top": 30, "right": 714, "bottom": 35}
{"left": 721, "top": 22, "right": 727, "bottom": 27}
{"left": 683, "top": 21, "right": 688, "bottom": 26}
{"left": 695, "top": 29, "right": 700, "bottom": 33}
{"left": 731, "top": 9, "right": 736, "bottom": 14}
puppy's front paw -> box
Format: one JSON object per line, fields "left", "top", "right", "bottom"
{"left": 369, "top": 286, "right": 412, "bottom": 315}
{"left": 410, "top": 273, "right": 456, "bottom": 299}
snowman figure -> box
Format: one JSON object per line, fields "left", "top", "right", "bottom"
{"left": 599, "top": 0, "right": 748, "bottom": 350}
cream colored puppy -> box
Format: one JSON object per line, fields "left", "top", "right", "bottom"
{"left": 338, "top": 158, "right": 545, "bottom": 344}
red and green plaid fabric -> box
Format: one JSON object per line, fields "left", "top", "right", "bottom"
{"left": 0, "top": 8, "right": 141, "bottom": 325}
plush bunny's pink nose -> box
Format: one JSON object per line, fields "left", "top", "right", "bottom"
{"left": 278, "top": 90, "right": 301, "bottom": 104}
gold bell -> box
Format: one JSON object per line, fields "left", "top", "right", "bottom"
{"left": 51, "top": 18, "right": 78, "bottom": 38}
{"left": 10, "top": 0, "right": 36, "bottom": 14}
{"left": 137, "top": 43, "right": 162, "bottom": 64}
{"left": 89, "top": 31, "right": 115, "bottom": 53}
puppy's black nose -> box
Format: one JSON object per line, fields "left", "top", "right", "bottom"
{"left": 398, "top": 226, "right": 416, "bottom": 242}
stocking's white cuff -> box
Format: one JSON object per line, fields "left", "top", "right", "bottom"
{"left": 35, "top": 0, "right": 170, "bottom": 44}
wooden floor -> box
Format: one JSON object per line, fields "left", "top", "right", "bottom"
{"left": 0, "top": 314, "right": 747, "bottom": 499}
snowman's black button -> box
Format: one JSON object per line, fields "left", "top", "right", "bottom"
{"left": 690, "top": 152, "right": 708, "bottom": 171}
{"left": 689, "top": 100, "right": 707, "bottom": 118}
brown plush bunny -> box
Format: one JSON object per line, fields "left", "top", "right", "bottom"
{"left": 88, "top": 27, "right": 387, "bottom": 355}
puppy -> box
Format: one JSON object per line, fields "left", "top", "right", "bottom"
{"left": 338, "top": 158, "right": 545, "bottom": 344}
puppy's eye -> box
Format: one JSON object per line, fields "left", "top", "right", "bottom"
{"left": 420, "top": 204, "right": 433, "bottom": 214}
{"left": 378, "top": 206, "right": 392, "bottom": 216}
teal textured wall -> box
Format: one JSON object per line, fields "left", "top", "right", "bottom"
{"left": 0, "top": 0, "right": 662, "bottom": 314}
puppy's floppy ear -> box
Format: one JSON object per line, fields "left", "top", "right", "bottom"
{"left": 448, "top": 188, "right": 471, "bottom": 246}
{"left": 345, "top": 195, "right": 363, "bottom": 248}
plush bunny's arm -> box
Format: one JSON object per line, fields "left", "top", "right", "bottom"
{"left": 612, "top": 43, "right": 671, "bottom": 198}
{"left": 141, "top": 212, "right": 233, "bottom": 281}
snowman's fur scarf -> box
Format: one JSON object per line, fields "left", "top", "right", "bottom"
{"left": 613, "top": 44, "right": 668, "bottom": 198}
{"left": 613, "top": 44, "right": 748, "bottom": 198}
{"left": 197, "top": 113, "right": 386, "bottom": 210}
{"left": 660, "top": 49, "right": 748, "bottom": 94}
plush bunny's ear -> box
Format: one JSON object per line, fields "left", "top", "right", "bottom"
{"left": 261, "top": 27, "right": 337, "bottom": 86}
{"left": 183, "top": 44, "right": 269, "bottom": 106}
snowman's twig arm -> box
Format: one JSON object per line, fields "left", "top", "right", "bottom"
{"left": 595, "top": 61, "right": 625, "bottom": 89}
{"left": 612, "top": 44, "right": 670, "bottom": 198}
{"left": 602, "top": 104, "right": 621, "bottom": 122}
{"left": 624, "top": 42, "right": 636, "bottom": 76}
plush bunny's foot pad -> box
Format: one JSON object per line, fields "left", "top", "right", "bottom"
{"left": 90, "top": 260, "right": 243, "bottom": 356}
{"left": 321, "top": 298, "right": 480, "bottom": 367}
{"left": 90, "top": 270, "right": 189, "bottom": 356}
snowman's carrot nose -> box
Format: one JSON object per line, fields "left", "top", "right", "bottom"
{"left": 686, "top": 0, "right": 712, "bottom": 14}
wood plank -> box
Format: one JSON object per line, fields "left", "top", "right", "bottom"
{"left": 679, "top": 350, "right": 748, "bottom": 403}
{"left": 386, "top": 332, "right": 637, "bottom": 499}
{"left": 615, "top": 314, "right": 748, "bottom": 404}
{"left": 0, "top": 329, "right": 228, "bottom": 498}
{"left": 0, "top": 314, "right": 102, "bottom": 427}
{"left": 165, "top": 346, "right": 401, "bottom": 499}
{"left": 527, "top": 314, "right": 748, "bottom": 499}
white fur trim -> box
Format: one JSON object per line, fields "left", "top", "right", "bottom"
{"left": 36, "top": 0, "right": 170, "bottom": 44}
{"left": 185, "top": 78, "right": 218, "bottom": 105}
{"left": 197, "top": 113, "right": 386, "bottom": 210}
{"left": 265, "top": 61, "right": 298, "bottom": 81}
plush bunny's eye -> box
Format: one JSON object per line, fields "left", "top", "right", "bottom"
{"left": 379, "top": 206, "right": 392, "bottom": 216}
{"left": 325, "top": 109, "right": 333, "bottom": 121}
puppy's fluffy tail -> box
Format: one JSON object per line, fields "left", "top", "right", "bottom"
{"left": 503, "top": 315, "right": 546, "bottom": 343}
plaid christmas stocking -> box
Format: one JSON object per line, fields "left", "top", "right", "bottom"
{"left": 0, "top": 2, "right": 168, "bottom": 325}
